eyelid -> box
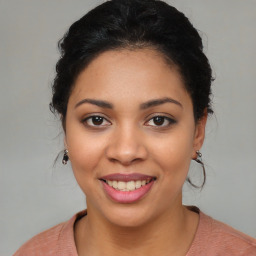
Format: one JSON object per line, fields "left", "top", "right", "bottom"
{"left": 144, "top": 113, "right": 177, "bottom": 127}
{"left": 144, "top": 112, "right": 176, "bottom": 121}
{"left": 81, "top": 113, "right": 112, "bottom": 127}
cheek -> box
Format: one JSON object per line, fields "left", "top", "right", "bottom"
{"left": 65, "top": 125, "right": 108, "bottom": 193}
{"left": 69, "top": 138, "right": 105, "bottom": 172}
{"left": 150, "top": 126, "right": 195, "bottom": 177}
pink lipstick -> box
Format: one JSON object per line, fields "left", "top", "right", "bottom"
{"left": 100, "top": 173, "right": 156, "bottom": 204}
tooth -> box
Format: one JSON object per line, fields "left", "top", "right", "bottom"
{"left": 107, "top": 180, "right": 113, "bottom": 186}
{"left": 127, "top": 181, "right": 135, "bottom": 191}
{"left": 117, "top": 181, "right": 126, "bottom": 190}
{"left": 112, "top": 181, "right": 118, "bottom": 189}
{"left": 108, "top": 179, "right": 151, "bottom": 191}
{"left": 135, "top": 180, "right": 142, "bottom": 189}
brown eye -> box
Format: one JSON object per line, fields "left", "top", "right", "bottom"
{"left": 153, "top": 116, "right": 165, "bottom": 126}
{"left": 145, "top": 115, "right": 176, "bottom": 127}
{"left": 91, "top": 116, "right": 104, "bottom": 125}
{"left": 83, "top": 116, "right": 111, "bottom": 127}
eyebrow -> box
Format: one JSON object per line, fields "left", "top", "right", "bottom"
{"left": 140, "top": 97, "right": 183, "bottom": 109}
{"left": 75, "top": 97, "right": 182, "bottom": 110}
{"left": 75, "top": 99, "right": 113, "bottom": 109}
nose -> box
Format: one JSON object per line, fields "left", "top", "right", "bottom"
{"left": 105, "top": 125, "right": 148, "bottom": 166}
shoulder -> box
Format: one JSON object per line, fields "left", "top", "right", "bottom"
{"left": 13, "top": 210, "right": 86, "bottom": 256}
{"left": 13, "top": 222, "right": 65, "bottom": 256}
{"left": 207, "top": 214, "right": 256, "bottom": 255}
{"left": 188, "top": 210, "right": 256, "bottom": 256}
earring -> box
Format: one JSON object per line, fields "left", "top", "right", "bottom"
{"left": 188, "top": 150, "right": 206, "bottom": 188}
{"left": 195, "top": 150, "right": 202, "bottom": 159}
{"left": 62, "top": 149, "right": 69, "bottom": 165}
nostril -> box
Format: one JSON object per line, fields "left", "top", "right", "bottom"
{"left": 105, "top": 132, "right": 148, "bottom": 165}
{"left": 106, "top": 146, "right": 148, "bottom": 165}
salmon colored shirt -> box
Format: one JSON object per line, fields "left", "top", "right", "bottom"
{"left": 14, "top": 209, "right": 256, "bottom": 256}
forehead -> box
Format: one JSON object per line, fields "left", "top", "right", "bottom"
{"left": 69, "top": 49, "right": 191, "bottom": 108}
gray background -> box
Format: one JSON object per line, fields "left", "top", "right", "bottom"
{"left": 1, "top": 0, "right": 256, "bottom": 255}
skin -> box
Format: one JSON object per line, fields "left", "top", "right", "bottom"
{"left": 64, "top": 48, "right": 207, "bottom": 256}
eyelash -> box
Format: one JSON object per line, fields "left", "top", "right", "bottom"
{"left": 82, "top": 115, "right": 176, "bottom": 129}
{"left": 145, "top": 115, "right": 176, "bottom": 128}
{"left": 82, "top": 115, "right": 111, "bottom": 128}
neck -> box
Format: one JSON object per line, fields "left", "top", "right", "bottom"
{"left": 75, "top": 198, "right": 199, "bottom": 256}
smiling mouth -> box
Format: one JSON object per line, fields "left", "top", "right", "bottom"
{"left": 100, "top": 178, "right": 156, "bottom": 192}
{"left": 99, "top": 173, "right": 156, "bottom": 203}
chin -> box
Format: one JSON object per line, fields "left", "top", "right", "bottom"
{"left": 93, "top": 201, "right": 154, "bottom": 228}
{"left": 108, "top": 209, "right": 151, "bottom": 228}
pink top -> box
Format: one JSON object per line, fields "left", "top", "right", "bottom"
{"left": 14, "top": 209, "right": 256, "bottom": 256}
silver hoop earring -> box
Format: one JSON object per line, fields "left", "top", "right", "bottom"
{"left": 62, "top": 149, "right": 69, "bottom": 165}
{"left": 193, "top": 150, "right": 206, "bottom": 187}
{"left": 196, "top": 150, "right": 202, "bottom": 158}
{"left": 187, "top": 150, "right": 206, "bottom": 188}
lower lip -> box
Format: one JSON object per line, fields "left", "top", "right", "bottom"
{"left": 101, "top": 180, "right": 155, "bottom": 204}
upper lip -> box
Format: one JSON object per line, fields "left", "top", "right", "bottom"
{"left": 100, "top": 173, "right": 156, "bottom": 182}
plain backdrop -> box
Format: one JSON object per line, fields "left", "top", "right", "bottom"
{"left": 1, "top": 0, "right": 256, "bottom": 255}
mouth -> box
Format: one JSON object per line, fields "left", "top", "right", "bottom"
{"left": 100, "top": 178, "right": 155, "bottom": 192}
{"left": 99, "top": 173, "right": 156, "bottom": 203}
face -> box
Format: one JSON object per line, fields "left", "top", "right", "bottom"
{"left": 65, "top": 49, "right": 206, "bottom": 227}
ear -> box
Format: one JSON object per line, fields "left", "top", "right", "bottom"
{"left": 192, "top": 109, "right": 208, "bottom": 158}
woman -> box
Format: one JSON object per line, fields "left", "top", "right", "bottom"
{"left": 14, "top": 0, "right": 256, "bottom": 255}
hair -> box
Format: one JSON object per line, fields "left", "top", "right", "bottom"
{"left": 50, "top": 0, "right": 213, "bottom": 187}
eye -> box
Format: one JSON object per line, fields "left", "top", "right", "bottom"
{"left": 83, "top": 115, "right": 111, "bottom": 127}
{"left": 145, "top": 115, "right": 176, "bottom": 127}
